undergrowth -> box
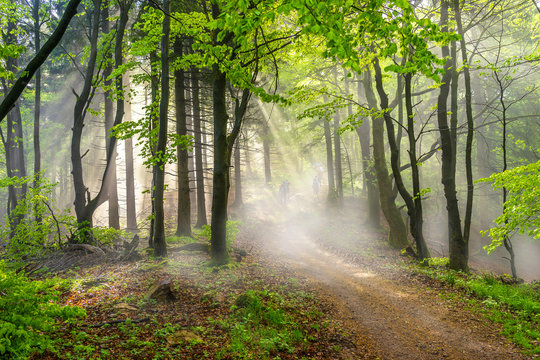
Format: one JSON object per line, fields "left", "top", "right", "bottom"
{"left": 412, "top": 257, "right": 539, "bottom": 355}
{"left": 210, "top": 289, "right": 321, "bottom": 359}
{"left": 0, "top": 261, "right": 86, "bottom": 359}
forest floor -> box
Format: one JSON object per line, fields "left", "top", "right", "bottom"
{"left": 233, "top": 195, "right": 535, "bottom": 360}
{"left": 34, "top": 194, "right": 536, "bottom": 359}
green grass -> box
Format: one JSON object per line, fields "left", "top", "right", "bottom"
{"left": 0, "top": 261, "right": 86, "bottom": 359}
{"left": 209, "top": 289, "right": 319, "bottom": 359}
{"left": 411, "top": 258, "right": 539, "bottom": 355}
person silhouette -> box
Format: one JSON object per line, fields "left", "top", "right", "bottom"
{"left": 312, "top": 175, "right": 321, "bottom": 200}
{"left": 279, "top": 180, "right": 289, "bottom": 205}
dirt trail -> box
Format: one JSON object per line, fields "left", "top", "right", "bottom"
{"left": 240, "top": 200, "right": 532, "bottom": 360}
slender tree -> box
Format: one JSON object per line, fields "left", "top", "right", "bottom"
{"left": 153, "top": 0, "right": 171, "bottom": 257}
{"left": 174, "top": 37, "right": 191, "bottom": 237}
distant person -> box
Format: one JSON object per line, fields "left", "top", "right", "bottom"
{"left": 279, "top": 180, "right": 289, "bottom": 205}
{"left": 312, "top": 175, "right": 321, "bottom": 200}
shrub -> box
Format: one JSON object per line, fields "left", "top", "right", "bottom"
{"left": 0, "top": 261, "right": 86, "bottom": 359}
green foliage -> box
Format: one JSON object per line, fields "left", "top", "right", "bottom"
{"left": 0, "top": 175, "right": 129, "bottom": 258}
{"left": 200, "top": 221, "right": 241, "bottom": 249}
{"left": 212, "top": 290, "right": 307, "bottom": 359}
{"left": 0, "top": 261, "right": 86, "bottom": 359}
{"left": 0, "top": 175, "right": 76, "bottom": 259}
{"left": 426, "top": 257, "right": 449, "bottom": 267}
{"left": 479, "top": 161, "right": 540, "bottom": 253}
{"left": 413, "top": 263, "right": 539, "bottom": 354}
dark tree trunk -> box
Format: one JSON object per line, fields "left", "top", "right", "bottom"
{"left": 404, "top": 73, "right": 430, "bottom": 259}
{"left": 33, "top": 0, "right": 42, "bottom": 222}
{"left": 363, "top": 69, "right": 408, "bottom": 248}
{"left": 438, "top": 0, "right": 468, "bottom": 271}
{"left": 210, "top": 67, "right": 230, "bottom": 264}
{"left": 148, "top": 50, "right": 160, "bottom": 248}
{"left": 262, "top": 124, "right": 272, "bottom": 184}
{"left": 71, "top": 0, "right": 103, "bottom": 236}
{"left": 192, "top": 68, "right": 207, "bottom": 227}
{"left": 174, "top": 38, "right": 191, "bottom": 237}
{"left": 453, "top": 0, "right": 474, "bottom": 247}
{"left": 355, "top": 78, "right": 379, "bottom": 226}
{"left": 71, "top": 0, "right": 128, "bottom": 239}
{"left": 153, "top": 0, "right": 171, "bottom": 257}
{"left": 333, "top": 113, "right": 343, "bottom": 203}
{"left": 233, "top": 139, "right": 243, "bottom": 206}
{"left": 0, "top": 0, "right": 83, "bottom": 123}
{"left": 124, "top": 73, "right": 137, "bottom": 230}
{"left": 103, "top": 2, "right": 120, "bottom": 229}
{"left": 1, "top": 11, "right": 28, "bottom": 235}
{"left": 493, "top": 69, "right": 517, "bottom": 279}
{"left": 324, "top": 118, "right": 336, "bottom": 200}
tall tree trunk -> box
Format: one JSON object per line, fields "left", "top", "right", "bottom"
{"left": 355, "top": 78, "right": 379, "bottom": 226}
{"left": 373, "top": 59, "right": 429, "bottom": 258}
{"left": 233, "top": 139, "right": 243, "bottom": 206}
{"left": 0, "top": 0, "right": 83, "bottom": 123}
{"left": 210, "top": 66, "right": 229, "bottom": 263}
{"left": 153, "top": 0, "right": 170, "bottom": 257}
{"left": 404, "top": 72, "right": 430, "bottom": 259}
{"left": 438, "top": 0, "right": 467, "bottom": 271}
{"left": 333, "top": 113, "right": 343, "bottom": 203}
{"left": 103, "top": 2, "right": 120, "bottom": 229}
{"left": 323, "top": 118, "right": 336, "bottom": 201}
{"left": 148, "top": 50, "right": 160, "bottom": 248}
{"left": 33, "top": 0, "right": 42, "bottom": 223}
{"left": 363, "top": 69, "right": 408, "bottom": 248}
{"left": 71, "top": 0, "right": 103, "bottom": 237}
{"left": 174, "top": 38, "right": 191, "bottom": 237}
{"left": 123, "top": 73, "right": 137, "bottom": 230}
{"left": 2, "top": 9, "right": 28, "bottom": 235}
{"left": 262, "top": 123, "right": 272, "bottom": 184}
{"left": 192, "top": 68, "right": 207, "bottom": 227}
{"left": 493, "top": 69, "right": 517, "bottom": 279}
{"left": 453, "top": 0, "right": 474, "bottom": 247}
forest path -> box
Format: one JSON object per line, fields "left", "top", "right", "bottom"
{"left": 237, "top": 198, "right": 531, "bottom": 360}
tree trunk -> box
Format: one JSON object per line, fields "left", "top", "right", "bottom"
{"left": 372, "top": 59, "right": 429, "bottom": 257}
{"left": 355, "top": 78, "right": 379, "bottom": 226}
{"left": 0, "top": 0, "right": 83, "bottom": 123}
{"left": 210, "top": 66, "right": 230, "bottom": 264}
{"left": 453, "top": 0, "right": 474, "bottom": 247}
{"left": 148, "top": 50, "right": 160, "bottom": 248}
{"left": 333, "top": 112, "right": 343, "bottom": 203}
{"left": 363, "top": 69, "right": 408, "bottom": 248}
{"left": 153, "top": 0, "right": 171, "bottom": 257}
{"left": 103, "top": 2, "right": 120, "bottom": 229}
{"left": 124, "top": 72, "right": 137, "bottom": 230}
{"left": 262, "top": 124, "right": 272, "bottom": 184}
{"left": 71, "top": 0, "right": 103, "bottom": 236}
{"left": 33, "top": 0, "right": 42, "bottom": 223}
{"left": 192, "top": 68, "right": 207, "bottom": 227}
{"left": 2, "top": 10, "right": 28, "bottom": 235}
{"left": 174, "top": 38, "right": 191, "bottom": 237}
{"left": 438, "top": 0, "right": 468, "bottom": 271}
{"left": 404, "top": 72, "right": 430, "bottom": 259}
{"left": 233, "top": 139, "right": 243, "bottom": 206}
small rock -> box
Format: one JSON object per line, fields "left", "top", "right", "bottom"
{"left": 113, "top": 303, "right": 138, "bottom": 316}
{"left": 145, "top": 278, "right": 175, "bottom": 303}
{"left": 166, "top": 330, "right": 202, "bottom": 345}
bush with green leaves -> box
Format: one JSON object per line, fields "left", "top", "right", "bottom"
{"left": 0, "top": 174, "right": 77, "bottom": 259}
{"left": 199, "top": 220, "right": 241, "bottom": 249}
{"left": 0, "top": 174, "right": 129, "bottom": 259}
{"left": 0, "top": 261, "right": 86, "bottom": 359}
{"left": 479, "top": 160, "right": 540, "bottom": 253}
{"left": 213, "top": 290, "right": 305, "bottom": 359}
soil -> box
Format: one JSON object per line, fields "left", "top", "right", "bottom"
{"left": 233, "top": 197, "right": 535, "bottom": 360}
{"left": 34, "top": 194, "right": 536, "bottom": 359}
